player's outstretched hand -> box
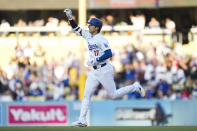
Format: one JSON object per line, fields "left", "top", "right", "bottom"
{"left": 64, "top": 8, "right": 72, "bottom": 20}
{"left": 87, "top": 58, "right": 98, "bottom": 66}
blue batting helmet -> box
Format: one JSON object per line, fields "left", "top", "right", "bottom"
{"left": 88, "top": 18, "right": 102, "bottom": 28}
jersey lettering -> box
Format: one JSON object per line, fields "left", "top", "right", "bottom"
{"left": 88, "top": 44, "right": 98, "bottom": 51}
{"left": 94, "top": 50, "right": 99, "bottom": 56}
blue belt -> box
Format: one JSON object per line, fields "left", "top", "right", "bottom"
{"left": 93, "top": 63, "right": 107, "bottom": 70}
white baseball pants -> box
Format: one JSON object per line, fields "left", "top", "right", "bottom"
{"left": 79, "top": 63, "right": 138, "bottom": 122}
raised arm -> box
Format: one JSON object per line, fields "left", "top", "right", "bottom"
{"left": 64, "top": 8, "right": 83, "bottom": 36}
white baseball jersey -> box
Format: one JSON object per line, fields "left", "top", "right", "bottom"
{"left": 72, "top": 25, "right": 138, "bottom": 124}
{"left": 73, "top": 26, "right": 110, "bottom": 65}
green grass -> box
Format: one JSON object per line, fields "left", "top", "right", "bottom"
{"left": 0, "top": 126, "right": 197, "bottom": 131}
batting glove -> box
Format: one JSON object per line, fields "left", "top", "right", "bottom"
{"left": 87, "top": 58, "right": 98, "bottom": 66}
{"left": 64, "top": 8, "right": 72, "bottom": 20}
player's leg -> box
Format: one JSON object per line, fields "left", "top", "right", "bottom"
{"left": 99, "top": 64, "right": 145, "bottom": 99}
{"left": 79, "top": 75, "right": 99, "bottom": 122}
{"left": 72, "top": 72, "right": 99, "bottom": 126}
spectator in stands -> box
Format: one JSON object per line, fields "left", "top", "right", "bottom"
{"left": 0, "top": 19, "right": 10, "bottom": 36}
{"left": 59, "top": 19, "right": 69, "bottom": 36}
{"left": 27, "top": 21, "right": 34, "bottom": 27}
{"left": 129, "top": 13, "right": 145, "bottom": 29}
{"left": 69, "top": 67, "right": 78, "bottom": 88}
{"left": 100, "top": 16, "right": 107, "bottom": 26}
{"left": 106, "top": 14, "right": 115, "bottom": 32}
{"left": 189, "top": 55, "right": 197, "bottom": 81}
{"left": 15, "top": 43, "right": 24, "bottom": 59}
{"left": 148, "top": 17, "right": 160, "bottom": 29}
{"left": 165, "top": 18, "right": 177, "bottom": 43}
{"left": 106, "top": 14, "right": 115, "bottom": 26}
{"left": 165, "top": 18, "right": 176, "bottom": 32}
{"left": 14, "top": 19, "right": 27, "bottom": 27}
{"left": 23, "top": 42, "right": 34, "bottom": 59}
{"left": 33, "top": 19, "right": 44, "bottom": 27}
{"left": 45, "top": 17, "right": 59, "bottom": 27}
{"left": 53, "top": 81, "right": 64, "bottom": 100}
{"left": 0, "top": 19, "right": 10, "bottom": 28}
{"left": 28, "top": 87, "right": 44, "bottom": 97}
{"left": 144, "top": 59, "right": 157, "bottom": 83}
{"left": 15, "top": 81, "right": 25, "bottom": 101}
{"left": 0, "top": 70, "right": 9, "bottom": 94}
{"left": 54, "top": 63, "right": 65, "bottom": 80}
{"left": 111, "top": 47, "right": 124, "bottom": 74}
{"left": 155, "top": 61, "right": 167, "bottom": 83}
{"left": 29, "top": 73, "right": 39, "bottom": 91}
{"left": 138, "top": 60, "right": 146, "bottom": 85}
{"left": 176, "top": 64, "right": 186, "bottom": 84}
{"left": 0, "top": 69, "right": 5, "bottom": 93}
{"left": 40, "top": 59, "right": 50, "bottom": 78}
{"left": 4, "top": 58, "right": 18, "bottom": 80}
{"left": 129, "top": 14, "right": 134, "bottom": 25}
{"left": 124, "top": 63, "right": 135, "bottom": 83}
{"left": 180, "top": 87, "right": 190, "bottom": 99}
{"left": 0, "top": 69, "right": 13, "bottom": 101}
{"left": 45, "top": 87, "right": 53, "bottom": 100}
{"left": 157, "top": 79, "right": 170, "bottom": 96}
{"left": 8, "top": 75, "right": 17, "bottom": 100}
{"left": 34, "top": 44, "right": 45, "bottom": 58}
{"left": 174, "top": 86, "right": 182, "bottom": 99}
{"left": 165, "top": 88, "right": 176, "bottom": 100}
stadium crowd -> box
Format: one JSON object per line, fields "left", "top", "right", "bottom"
{"left": 0, "top": 13, "right": 176, "bottom": 34}
{"left": 0, "top": 13, "right": 197, "bottom": 102}
{"left": 0, "top": 39, "right": 197, "bottom": 101}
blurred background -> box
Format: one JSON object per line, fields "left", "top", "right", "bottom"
{"left": 0, "top": 0, "right": 197, "bottom": 126}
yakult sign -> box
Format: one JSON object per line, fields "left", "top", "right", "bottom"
{"left": 8, "top": 105, "right": 68, "bottom": 125}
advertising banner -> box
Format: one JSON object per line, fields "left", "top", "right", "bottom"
{"left": 90, "top": 100, "right": 172, "bottom": 126}
{"left": 8, "top": 104, "right": 68, "bottom": 125}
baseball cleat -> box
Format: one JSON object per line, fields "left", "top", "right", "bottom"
{"left": 72, "top": 121, "right": 87, "bottom": 127}
{"left": 134, "top": 82, "right": 145, "bottom": 97}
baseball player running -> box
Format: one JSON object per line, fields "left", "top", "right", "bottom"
{"left": 64, "top": 8, "right": 145, "bottom": 127}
